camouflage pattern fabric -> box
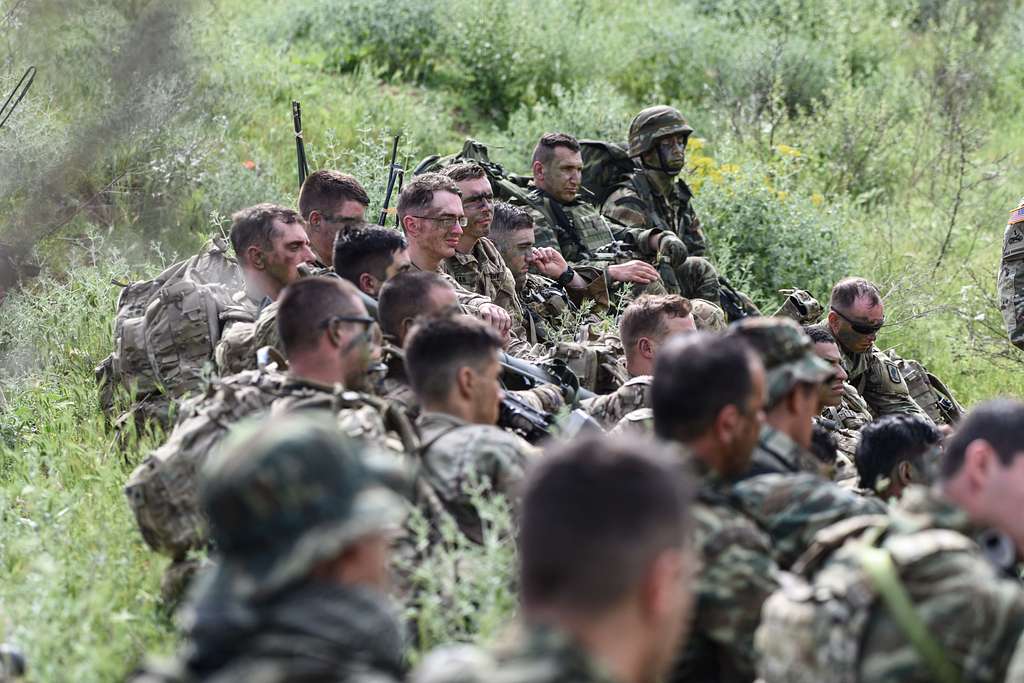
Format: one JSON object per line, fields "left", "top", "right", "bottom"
{"left": 416, "top": 411, "right": 537, "bottom": 543}
{"left": 670, "top": 454, "right": 780, "bottom": 683}
{"left": 213, "top": 291, "right": 265, "bottom": 374}
{"left": 729, "top": 471, "right": 888, "bottom": 570}
{"left": 691, "top": 297, "right": 728, "bottom": 331}
{"left": 771, "top": 289, "right": 824, "bottom": 325}
{"left": 608, "top": 407, "right": 653, "bottom": 435}
{"left": 998, "top": 197, "right": 1024, "bottom": 350}
{"left": 412, "top": 624, "right": 620, "bottom": 683}
{"left": 730, "top": 317, "right": 833, "bottom": 408}
{"left": 409, "top": 260, "right": 494, "bottom": 314}
{"left": 817, "top": 382, "right": 874, "bottom": 487}
{"left": 841, "top": 345, "right": 930, "bottom": 421}
{"left": 442, "top": 236, "right": 524, "bottom": 320}
{"left": 756, "top": 486, "right": 1024, "bottom": 683}
{"left": 580, "top": 375, "right": 651, "bottom": 429}
{"left": 518, "top": 272, "right": 609, "bottom": 343}
{"left": 746, "top": 424, "right": 825, "bottom": 478}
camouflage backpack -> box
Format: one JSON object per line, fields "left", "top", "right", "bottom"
{"left": 95, "top": 237, "right": 245, "bottom": 424}
{"left": 578, "top": 139, "right": 637, "bottom": 208}
{"left": 885, "top": 352, "right": 965, "bottom": 425}
{"left": 756, "top": 516, "right": 969, "bottom": 683}
{"left": 414, "top": 138, "right": 535, "bottom": 207}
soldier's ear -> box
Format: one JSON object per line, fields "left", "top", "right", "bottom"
{"left": 455, "top": 365, "right": 476, "bottom": 400}
{"left": 638, "top": 336, "right": 656, "bottom": 360}
{"left": 247, "top": 245, "right": 266, "bottom": 270}
{"left": 358, "top": 273, "right": 378, "bottom": 297}
{"left": 308, "top": 210, "right": 322, "bottom": 230}
{"left": 401, "top": 214, "right": 418, "bottom": 236}
{"left": 531, "top": 159, "right": 545, "bottom": 182}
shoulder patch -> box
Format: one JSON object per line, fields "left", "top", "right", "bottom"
{"left": 1009, "top": 201, "right": 1024, "bottom": 226}
{"left": 886, "top": 362, "right": 902, "bottom": 385}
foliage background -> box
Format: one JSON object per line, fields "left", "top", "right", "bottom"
{"left": 1, "top": 0, "right": 1023, "bottom": 679}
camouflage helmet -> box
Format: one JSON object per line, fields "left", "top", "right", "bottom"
{"left": 691, "top": 298, "right": 728, "bottom": 332}
{"left": 628, "top": 106, "right": 694, "bottom": 158}
{"left": 198, "top": 411, "right": 406, "bottom": 601}
{"left": 727, "top": 317, "right": 833, "bottom": 407}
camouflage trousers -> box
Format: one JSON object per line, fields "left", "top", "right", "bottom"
{"left": 670, "top": 256, "right": 720, "bottom": 304}
{"left": 998, "top": 256, "right": 1024, "bottom": 350}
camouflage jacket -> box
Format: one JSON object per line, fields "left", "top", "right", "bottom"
{"left": 671, "top": 453, "right": 780, "bottom": 683}
{"left": 998, "top": 196, "right": 1024, "bottom": 350}
{"left": 580, "top": 375, "right": 651, "bottom": 430}
{"left": 134, "top": 581, "right": 404, "bottom": 683}
{"left": 409, "top": 260, "right": 494, "bottom": 313}
{"left": 746, "top": 424, "right": 824, "bottom": 479}
{"left": 519, "top": 273, "right": 574, "bottom": 344}
{"left": 756, "top": 486, "right": 1024, "bottom": 683}
{"left": 214, "top": 295, "right": 277, "bottom": 375}
{"left": 442, "top": 237, "right": 523, "bottom": 319}
{"left": 841, "top": 345, "right": 930, "bottom": 421}
{"left": 603, "top": 171, "right": 708, "bottom": 256}
{"left": 817, "top": 382, "right": 874, "bottom": 486}
{"left": 416, "top": 411, "right": 536, "bottom": 543}
{"left": 413, "top": 624, "right": 621, "bottom": 683}
{"left": 609, "top": 407, "right": 654, "bottom": 435}
{"left": 126, "top": 370, "right": 396, "bottom": 559}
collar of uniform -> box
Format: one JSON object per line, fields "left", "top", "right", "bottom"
{"left": 749, "top": 424, "right": 807, "bottom": 476}
{"left": 282, "top": 372, "right": 343, "bottom": 395}
{"left": 416, "top": 410, "right": 470, "bottom": 430}
{"left": 511, "top": 623, "right": 620, "bottom": 683}
{"left": 838, "top": 343, "right": 874, "bottom": 379}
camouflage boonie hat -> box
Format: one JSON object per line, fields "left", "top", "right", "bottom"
{"left": 199, "top": 411, "right": 406, "bottom": 601}
{"left": 628, "top": 105, "right": 694, "bottom": 158}
{"left": 691, "top": 298, "right": 728, "bottom": 331}
{"left": 727, "top": 317, "right": 833, "bottom": 407}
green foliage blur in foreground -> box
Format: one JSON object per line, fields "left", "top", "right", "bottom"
{"left": 2, "top": 0, "right": 1024, "bottom": 679}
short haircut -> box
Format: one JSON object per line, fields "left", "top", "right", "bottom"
{"left": 810, "top": 423, "right": 839, "bottom": 467}
{"left": 334, "top": 226, "right": 407, "bottom": 284}
{"left": 397, "top": 173, "right": 461, "bottom": 223}
{"left": 520, "top": 435, "right": 692, "bottom": 614}
{"left": 490, "top": 201, "right": 533, "bottom": 237}
{"left": 404, "top": 314, "right": 503, "bottom": 404}
{"left": 378, "top": 271, "right": 453, "bottom": 340}
{"left": 620, "top": 295, "right": 693, "bottom": 352}
{"left": 276, "top": 276, "right": 362, "bottom": 355}
{"left": 441, "top": 162, "right": 487, "bottom": 183}
{"left": 830, "top": 277, "right": 881, "bottom": 311}
{"left": 230, "top": 203, "right": 303, "bottom": 264}
{"left": 803, "top": 324, "right": 836, "bottom": 345}
{"left": 940, "top": 399, "right": 1024, "bottom": 479}
{"left": 653, "top": 332, "right": 759, "bottom": 441}
{"left": 856, "top": 414, "right": 941, "bottom": 490}
{"left": 297, "top": 170, "right": 370, "bottom": 220}
{"left": 532, "top": 132, "right": 581, "bottom": 167}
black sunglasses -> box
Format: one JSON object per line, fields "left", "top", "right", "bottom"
{"left": 830, "top": 307, "right": 884, "bottom": 335}
{"left": 320, "top": 315, "right": 377, "bottom": 329}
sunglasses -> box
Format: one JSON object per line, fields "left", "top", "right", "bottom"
{"left": 831, "top": 307, "right": 884, "bottom": 335}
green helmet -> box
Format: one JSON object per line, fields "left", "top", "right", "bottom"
{"left": 628, "top": 105, "right": 694, "bottom": 158}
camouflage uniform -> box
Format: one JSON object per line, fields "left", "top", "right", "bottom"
{"left": 671, "top": 453, "right": 781, "bottom": 683}
{"left": 756, "top": 485, "right": 1024, "bottom": 683}
{"left": 608, "top": 407, "right": 654, "bottom": 435}
{"left": 691, "top": 297, "right": 728, "bottom": 331}
{"left": 580, "top": 375, "right": 651, "bottom": 430}
{"left": 518, "top": 272, "right": 598, "bottom": 344}
{"left": 131, "top": 413, "right": 407, "bottom": 683}
{"left": 841, "top": 345, "right": 930, "bottom": 421}
{"left": 442, "top": 236, "right": 523, "bottom": 319}
{"left": 414, "top": 625, "right": 620, "bottom": 683}
{"left": 998, "top": 197, "right": 1024, "bottom": 350}
{"left": 817, "top": 382, "right": 874, "bottom": 487}
{"left": 213, "top": 291, "right": 270, "bottom": 375}
{"left": 747, "top": 424, "right": 825, "bottom": 479}
{"left": 416, "top": 411, "right": 537, "bottom": 543}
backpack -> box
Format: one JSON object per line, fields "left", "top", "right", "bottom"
{"left": 578, "top": 140, "right": 637, "bottom": 209}
{"left": 95, "top": 237, "right": 245, "bottom": 424}
{"left": 413, "top": 138, "right": 535, "bottom": 207}
{"left": 885, "top": 352, "right": 965, "bottom": 425}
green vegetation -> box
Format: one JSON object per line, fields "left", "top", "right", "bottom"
{"left": 2, "top": 0, "right": 1023, "bottom": 679}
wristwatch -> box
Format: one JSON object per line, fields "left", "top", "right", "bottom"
{"left": 555, "top": 265, "right": 576, "bottom": 288}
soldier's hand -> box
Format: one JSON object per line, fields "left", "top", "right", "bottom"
{"left": 478, "top": 303, "right": 512, "bottom": 335}
{"left": 657, "top": 234, "right": 688, "bottom": 267}
{"left": 526, "top": 247, "right": 569, "bottom": 279}
{"left": 607, "top": 260, "right": 660, "bottom": 285}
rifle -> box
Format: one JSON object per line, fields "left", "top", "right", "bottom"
{"left": 499, "top": 391, "right": 556, "bottom": 443}
{"left": 717, "top": 274, "right": 754, "bottom": 322}
{"left": 0, "top": 66, "right": 36, "bottom": 131}
{"left": 378, "top": 134, "right": 404, "bottom": 227}
{"left": 291, "top": 100, "right": 310, "bottom": 189}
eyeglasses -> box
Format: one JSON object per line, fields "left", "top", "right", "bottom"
{"left": 409, "top": 214, "right": 468, "bottom": 229}
{"left": 462, "top": 192, "right": 494, "bottom": 208}
{"left": 830, "top": 306, "right": 884, "bottom": 335}
{"left": 321, "top": 315, "right": 382, "bottom": 348}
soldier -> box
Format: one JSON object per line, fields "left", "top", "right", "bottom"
{"left": 334, "top": 225, "right": 412, "bottom": 297}
{"left": 398, "top": 172, "right": 512, "bottom": 337}
{"left": 404, "top": 314, "right": 537, "bottom": 543}
{"left": 297, "top": 169, "right": 370, "bottom": 268}
{"left": 582, "top": 294, "right": 695, "bottom": 430}
{"left": 727, "top": 317, "right": 835, "bottom": 478}
{"left": 131, "top": 412, "right": 408, "bottom": 683}
{"left": 439, "top": 163, "right": 523, "bottom": 317}
{"left": 414, "top": 434, "right": 696, "bottom": 683}
{"left": 855, "top": 414, "right": 941, "bottom": 499}
{"left": 998, "top": 197, "right": 1024, "bottom": 350}
{"left": 126, "top": 277, "right": 390, "bottom": 589}
{"left": 757, "top": 399, "right": 1024, "bottom": 683}
{"left": 523, "top": 132, "right": 688, "bottom": 296}
{"left": 602, "top": 105, "right": 723, "bottom": 306}
{"left": 229, "top": 203, "right": 316, "bottom": 307}
{"left": 826, "top": 277, "right": 931, "bottom": 421}
{"left": 651, "top": 331, "right": 775, "bottom": 683}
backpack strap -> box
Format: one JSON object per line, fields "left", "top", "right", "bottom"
{"left": 855, "top": 530, "right": 963, "bottom": 683}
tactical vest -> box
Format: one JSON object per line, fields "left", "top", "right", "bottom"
{"left": 618, "top": 173, "right": 704, "bottom": 255}
{"left": 530, "top": 191, "right": 619, "bottom": 260}
{"left": 885, "top": 352, "right": 965, "bottom": 425}
{"left": 757, "top": 516, "right": 974, "bottom": 683}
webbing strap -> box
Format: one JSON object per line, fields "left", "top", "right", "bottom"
{"left": 857, "top": 542, "right": 962, "bottom": 683}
